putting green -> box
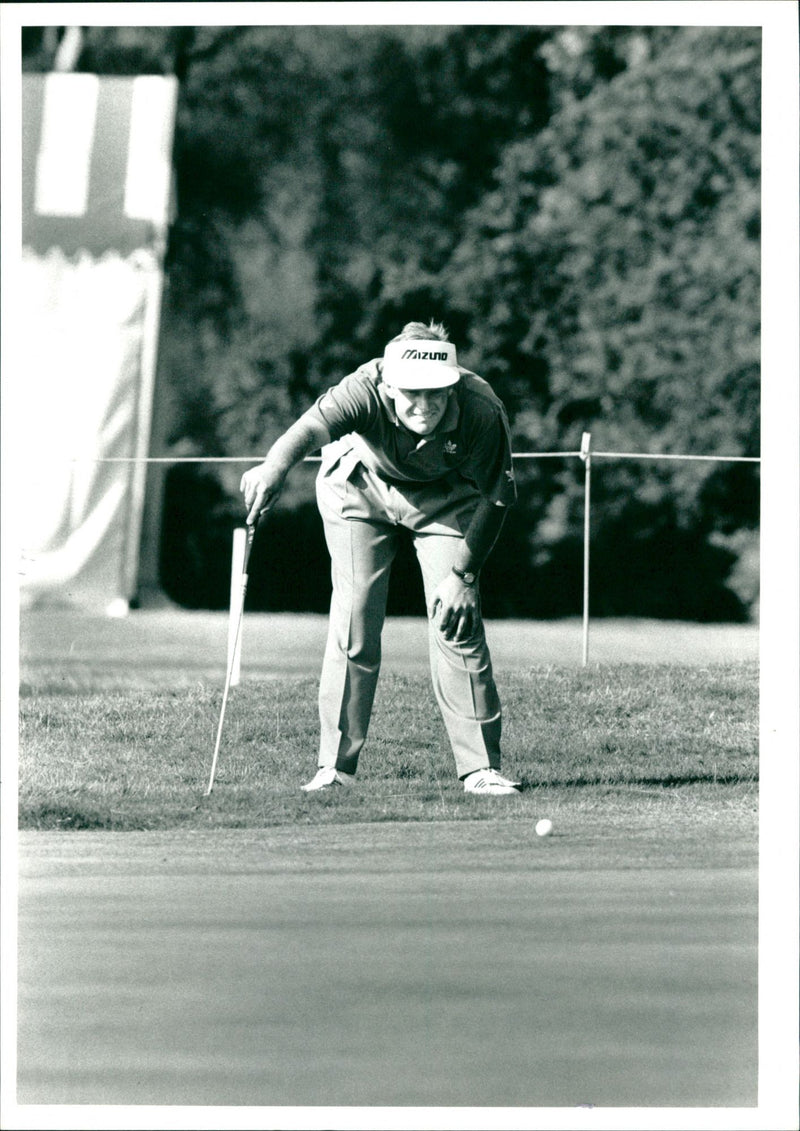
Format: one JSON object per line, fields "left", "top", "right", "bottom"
{"left": 16, "top": 819, "right": 756, "bottom": 1110}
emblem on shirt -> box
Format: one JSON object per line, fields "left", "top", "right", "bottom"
{"left": 443, "top": 440, "right": 458, "bottom": 455}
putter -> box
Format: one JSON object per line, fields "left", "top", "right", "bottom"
{"left": 204, "top": 515, "right": 259, "bottom": 795}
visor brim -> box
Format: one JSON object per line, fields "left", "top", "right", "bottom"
{"left": 381, "top": 361, "right": 460, "bottom": 390}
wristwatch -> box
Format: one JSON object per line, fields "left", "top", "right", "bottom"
{"left": 452, "top": 566, "right": 477, "bottom": 586}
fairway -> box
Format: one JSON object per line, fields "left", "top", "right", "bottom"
{"left": 17, "top": 819, "right": 756, "bottom": 1109}
{"left": 19, "top": 609, "right": 759, "bottom": 686}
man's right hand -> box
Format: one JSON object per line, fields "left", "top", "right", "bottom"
{"left": 240, "top": 462, "right": 284, "bottom": 525}
{"left": 239, "top": 415, "right": 332, "bottom": 525}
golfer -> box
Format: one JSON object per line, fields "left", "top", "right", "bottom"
{"left": 241, "top": 321, "right": 521, "bottom": 795}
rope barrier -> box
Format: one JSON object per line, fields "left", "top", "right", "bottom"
{"left": 591, "top": 452, "right": 760, "bottom": 463}
{"left": 52, "top": 431, "right": 760, "bottom": 669}
{"left": 65, "top": 451, "right": 760, "bottom": 464}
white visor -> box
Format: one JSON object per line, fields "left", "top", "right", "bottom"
{"left": 382, "top": 339, "right": 460, "bottom": 389}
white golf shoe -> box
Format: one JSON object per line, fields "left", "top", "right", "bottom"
{"left": 463, "top": 768, "right": 521, "bottom": 795}
{"left": 301, "top": 766, "right": 355, "bottom": 792}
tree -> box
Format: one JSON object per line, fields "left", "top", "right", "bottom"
{"left": 446, "top": 26, "right": 760, "bottom": 618}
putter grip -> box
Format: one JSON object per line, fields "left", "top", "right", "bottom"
{"left": 243, "top": 516, "right": 258, "bottom": 572}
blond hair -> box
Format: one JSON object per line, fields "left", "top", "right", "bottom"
{"left": 389, "top": 320, "right": 450, "bottom": 344}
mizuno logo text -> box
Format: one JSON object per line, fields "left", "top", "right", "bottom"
{"left": 401, "top": 349, "right": 449, "bottom": 360}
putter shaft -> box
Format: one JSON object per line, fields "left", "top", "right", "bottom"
{"left": 204, "top": 521, "right": 257, "bottom": 795}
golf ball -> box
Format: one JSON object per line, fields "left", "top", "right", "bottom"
{"left": 535, "top": 818, "right": 553, "bottom": 838}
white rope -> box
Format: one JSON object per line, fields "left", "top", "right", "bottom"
{"left": 64, "top": 451, "right": 760, "bottom": 464}
{"left": 591, "top": 451, "right": 760, "bottom": 463}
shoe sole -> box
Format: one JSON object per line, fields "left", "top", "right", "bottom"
{"left": 464, "top": 786, "right": 521, "bottom": 795}
{"left": 301, "top": 776, "right": 354, "bottom": 792}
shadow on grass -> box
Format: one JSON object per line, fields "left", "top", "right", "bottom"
{"left": 19, "top": 772, "right": 757, "bottom": 833}
{"left": 18, "top": 804, "right": 120, "bottom": 831}
{"left": 519, "top": 772, "right": 757, "bottom": 790}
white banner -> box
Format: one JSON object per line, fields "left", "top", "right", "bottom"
{"left": 19, "top": 248, "right": 161, "bottom": 611}
{"left": 20, "top": 74, "right": 176, "bottom": 613}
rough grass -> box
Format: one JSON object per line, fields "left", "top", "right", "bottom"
{"left": 17, "top": 662, "right": 758, "bottom": 832}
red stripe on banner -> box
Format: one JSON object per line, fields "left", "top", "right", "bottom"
{"left": 21, "top": 77, "right": 45, "bottom": 243}
{"left": 86, "top": 79, "right": 133, "bottom": 233}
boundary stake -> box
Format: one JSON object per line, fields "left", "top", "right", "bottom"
{"left": 580, "top": 432, "right": 592, "bottom": 666}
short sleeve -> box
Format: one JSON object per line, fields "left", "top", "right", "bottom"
{"left": 305, "top": 369, "right": 379, "bottom": 440}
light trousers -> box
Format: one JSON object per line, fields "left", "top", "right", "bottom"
{"left": 315, "top": 444, "right": 503, "bottom": 779}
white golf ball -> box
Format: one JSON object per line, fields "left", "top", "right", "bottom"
{"left": 535, "top": 818, "right": 553, "bottom": 838}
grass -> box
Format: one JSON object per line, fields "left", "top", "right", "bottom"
{"left": 17, "top": 662, "right": 758, "bottom": 832}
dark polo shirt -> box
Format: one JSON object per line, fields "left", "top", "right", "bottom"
{"left": 306, "top": 360, "right": 517, "bottom": 508}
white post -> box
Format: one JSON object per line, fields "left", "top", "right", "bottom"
{"left": 227, "top": 527, "right": 246, "bottom": 686}
{"left": 580, "top": 432, "right": 592, "bottom": 666}
{"left": 119, "top": 262, "right": 165, "bottom": 610}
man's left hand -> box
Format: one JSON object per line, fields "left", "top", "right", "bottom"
{"left": 429, "top": 572, "right": 480, "bottom": 642}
